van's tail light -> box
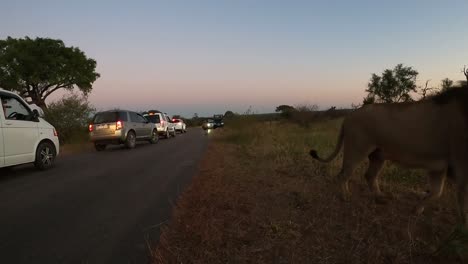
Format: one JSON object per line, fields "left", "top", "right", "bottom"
{"left": 116, "top": 120, "right": 122, "bottom": 130}
{"left": 53, "top": 128, "right": 58, "bottom": 137}
{"left": 88, "top": 124, "right": 94, "bottom": 132}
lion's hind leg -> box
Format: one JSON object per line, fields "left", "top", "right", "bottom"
{"left": 414, "top": 170, "right": 446, "bottom": 215}
{"left": 364, "top": 149, "right": 388, "bottom": 203}
{"left": 338, "top": 143, "right": 373, "bottom": 201}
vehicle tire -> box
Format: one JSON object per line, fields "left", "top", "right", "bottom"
{"left": 34, "top": 141, "right": 56, "bottom": 170}
{"left": 165, "top": 129, "right": 170, "bottom": 139}
{"left": 149, "top": 129, "right": 159, "bottom": 144}
{"left": 94, "top": 143, "right": 106, "bottom": 151}
{"left": 172, "top": 129, "right": 177, "bottom": 137}
{"left": 125, "top": 131, "right": 136, "bottom": 149}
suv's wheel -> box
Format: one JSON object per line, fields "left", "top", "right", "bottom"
{"left": 165, "top": 129, "right": 170, "bottom": 139}
{"left": 95, "top": 143, "right": 106, "bottom": 151}
{"left": 125, "top": 131, "right": 136, "bottom": 149}
{"left": 172, "top": 129, "right": 177, "bottom": 137}
{"left": 34, "top": 141, "right": 56, "bottom": 170}
{"left": 149, "top": 129, "right": 159, "bottom": 144}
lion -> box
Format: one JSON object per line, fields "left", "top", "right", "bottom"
{"left": 310, "top": 86, "right": 468, "bottom": 225}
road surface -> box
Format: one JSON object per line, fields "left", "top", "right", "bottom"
{"left": 0, "top": 128, "right": 208, "bottom": 264}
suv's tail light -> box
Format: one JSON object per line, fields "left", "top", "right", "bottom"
{"left": 116, "top": 120, "right": 123, "bottom": 130}
{"left": 161, "top": 120, "right": 165, "bottom": 126}
{"left": 88, "top": 124, "right": 94, "bottom": 132}
{"left": 53, "top": 128, "right": 58, "bottom": 137}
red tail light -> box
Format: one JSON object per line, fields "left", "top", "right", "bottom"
{"left": 116, "top": 120, "right": 122, "bottom": 130}
{"left": 88, "top": 124, "right": 94, "bottom": 132}
{"left": 161, "top": 120, "right": 165, "bottom": 126}
{"left": 53, "top": 129, "right": 58, "bottom": 137}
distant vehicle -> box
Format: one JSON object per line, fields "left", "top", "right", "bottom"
{"left": 202, "top": 119, "right": 215, "bottom": 130}
{"left": 0, "top": 88, "right": 59, "bottom": 170}
{"left": 143, "top": 110, "right": 176, "bottom": 139}
{"left": 89, "top": 110, "right": 158, "bottom": 151}
{"left": 211, "top": 114, "right": 224, "bottom": 128}
{"left": 172, "top": 118, "right": 187, "bottom": 133}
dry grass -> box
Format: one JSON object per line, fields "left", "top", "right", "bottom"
{"left": 153, "top": 117, "right": 466, "bottom": 264}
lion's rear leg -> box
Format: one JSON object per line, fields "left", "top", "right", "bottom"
{"left": 364, "top": 150, "right": 387, "bottom": 202}
{"left": 414, "top": 170, "right": 446, "bottom": 215}
{"left": 338, "top": 145, "right": 370, "bottom": 201}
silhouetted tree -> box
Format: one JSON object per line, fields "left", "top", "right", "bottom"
{"left": 275, "top": 105, "right": 295, "bottom": 113}
{"left": 224, "top": 110, "right": 235, "bottom": 118}
{"left": 440, "top": 78, "right": 454, "bottom": 93}
{"left": 275, "top": 104, "right": 296, "bottom": 118}
{"left": 419, "top": 80, "right": 436, "bottom": 99}
{"left": 364, "top": 64, "right": 418, "bottom": 104}
{"left": 0, "top": 37, "right": 100, "bottom": 110}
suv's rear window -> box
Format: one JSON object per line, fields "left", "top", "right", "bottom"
{"left": 93, "top": 112, "right": 127, "bottom": 123}
{"left": 145, "top": 114, "right": 161, "bottom": 123}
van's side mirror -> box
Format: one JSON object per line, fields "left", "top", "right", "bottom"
{"left": 32, "top": 109, "right": 40, "bottom": 121}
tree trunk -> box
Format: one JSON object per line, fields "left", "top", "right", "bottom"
{"left": 34, "top": 99, "right": 48, "bottom": 111}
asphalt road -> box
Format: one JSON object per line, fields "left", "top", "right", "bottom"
{"left": 0, "top": 128, "right": 209, "bottom": 264}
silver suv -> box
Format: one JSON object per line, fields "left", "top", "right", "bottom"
{"left": 143, "top": 110, "right": 176, "bottom": 139}
{"left": 89, "top": 110, "right": 158, "bottom": 151}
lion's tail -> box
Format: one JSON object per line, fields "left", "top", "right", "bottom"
{"left": 309, "top": 124, "right": 344, "bottom": 163}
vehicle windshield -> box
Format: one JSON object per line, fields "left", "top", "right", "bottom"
{"left": 145, "top": 115, "right": 161, "bottom": 123}
{"left": 93, "top": 112, "right": 118, "bottom": 124}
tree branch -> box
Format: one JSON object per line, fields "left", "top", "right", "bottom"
{"left": 42, "top": 84, "right": 70, "bottom": 100}
{"left": 40, "top": 83, "right": 62, "bottom": 98}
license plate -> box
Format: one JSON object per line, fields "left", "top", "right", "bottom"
{"left": 96, "top": 124, "right": 108, "bottom": 130}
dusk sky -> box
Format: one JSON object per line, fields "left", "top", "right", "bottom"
{"left": 1, "top": 0, "right": 467, "bottom": 117}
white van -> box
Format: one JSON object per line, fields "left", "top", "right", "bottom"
{"left": 0, "top": 89, "right": 59, "bottom": 170}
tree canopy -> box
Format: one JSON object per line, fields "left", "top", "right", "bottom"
{"left": 364, "top": 64, "right": 418, "bottom": 104}
{"left": 0, "top": 37, "right": 100, "bottom": 109}
{"left": 224, "top": 110, "right": 235, "bottom": 118}
{"left": 275, "top": 105, "right": 295, "bottom": 113}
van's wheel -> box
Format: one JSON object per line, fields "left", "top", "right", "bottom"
{"left": 95, "top": 143, "right": 106, "bottom": 151}
{"left": 34, "top": 141, "right": 56, "bottom": 170}
{"left": 125, "top": 131, "right": 136, "bottom": 149}
{"left": 149, "top": 129, "right": 159, "bottom": 144}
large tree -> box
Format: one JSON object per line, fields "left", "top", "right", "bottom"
{"left": 364, "top": 64, "right": 418, "bottom": 104}
{"left": 440, "top": 78, "right": 454, "bottom": 93}
{"left": 0, "top": 37, "right": 100, "bottom": 109}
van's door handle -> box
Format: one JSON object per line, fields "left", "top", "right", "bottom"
{"left": 4, "top": 122, "right": 13, "bottom": 126}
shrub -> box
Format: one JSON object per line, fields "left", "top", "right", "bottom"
{"left": 43, "top": 93, "right": 95, "bottom": 144}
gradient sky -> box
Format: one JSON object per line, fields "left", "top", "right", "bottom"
{"left": 1, "top": 0, "right": 468, "bottom": 117}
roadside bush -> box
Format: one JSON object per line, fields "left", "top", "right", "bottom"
{"left": 43, "top": 93, "right": 95, "bottom": 145}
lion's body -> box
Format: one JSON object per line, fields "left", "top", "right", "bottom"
{"left": 310, "top": 87, "right": 468, "bottom": 224}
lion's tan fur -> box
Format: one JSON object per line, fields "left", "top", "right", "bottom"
{"left": 310, "top": 87, "right": 468, "bottom": 224}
